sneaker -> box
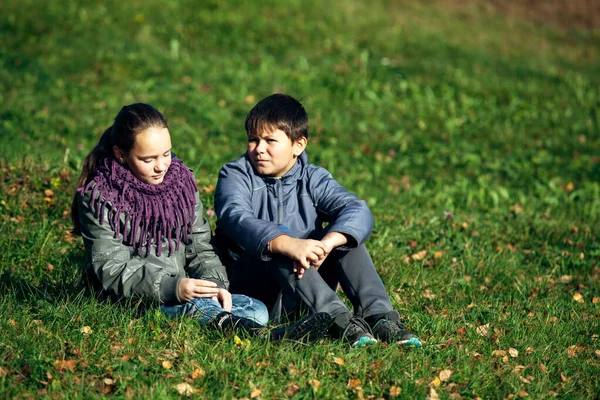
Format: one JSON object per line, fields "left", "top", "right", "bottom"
{"left": 269, "top": 312, "right": 334, "bottom": 343}
{"left": 332, "top": 315, "right": 378, "bottom": 347}
{"left": 370, "top": 311, "right": 422, "bottom": 347}
{"left": 211, "top": 312, "right": 265, "bottom": 332}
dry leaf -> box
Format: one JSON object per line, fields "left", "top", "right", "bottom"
{"left": 518, "top": 391, "right": 529, "bottom": 398}
{"left": 592, "top": 297, "right": 600, "bottom": 304}
{"left": 308, "top": 379, "right": 320, "bottom": 391}
{"left": 347, "top": 378, "right": 361, "bottom": 390}
{"left": 80, "top": 326, "right": 92, "bottom": 335}
{"left": 333, "top": 357, "right": 345, "bottom": 366}
{"left": 54, "top": 359, "right": 77, "bottom": 373}
{"left": 0, "top": 367, "right": 8, "bottom": 377}
{"left": 513, "top": 365, "right": 526, "bottom": 373}
{"left": 422, "top": 289, "right": 436, "bottom": 300}
{"left": 285, "top": 383, "right": 300, "bottom": 397}
{"left": 46, "top": 263, "right": 54, "bottom": 272}
{"left": 434, "top": 251, "right": 443, "bottom": 259}
{"left": 560, "top": 373, "right": 570, "bottom": 383}
{"left": 44, "top": 189, "right": 54, "bottom": 197}
{"left": 539, "top": 363, "right": 547, "bottom": 372}
{"left": 476, "top": 324, "right": 490, "bottom": 337}
{"left": 492, "top": 350, "right": 507, "bottom": 357}
{"left": 456, "top": 326, "right": 467, "bottom": 336}
{"left": 429, "top": 387, "right": 439, "bottom": 400}
{"left": 509, "top": 348, "right": 519, "bottom": 358}
{"left": 519, "top": 376, "right": 531, "bottom": 384}
{"left": 439, "top": 369, "right": 452, "bottom": 382}
{"left": 191, "top": 368, "right": 205, "bottom": 380}
{"left": 104, "top": 378, "right": 115, "bottom": 386}
{"left": 430, "top": 377, "right": 441, "bottom": 387}
{"left": 389, "top": 386, "right": 402, "bottom": 397}
{"left": 573, "top": 293, "right": 584, "bottom": 303}
{"left": 559, "top": 275, "right": 572, "bottom": 283}
{"left": 594, "top": 350, "right": 600, "bottom": 358}
{"left": 411, "top": 250, "right": 427, "bottom": 261}
{"left": 175, "top": 382, "right": 194, "bottom": 397}
{"left": 250, "top": 388, "right": 262, "bottom": 398}
{"left": 162, "top": 361, "right": 173, "bottom": 370}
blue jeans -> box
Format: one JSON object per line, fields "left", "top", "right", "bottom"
{"left": 160, "top": 294, "right": 269, "bottom": 326}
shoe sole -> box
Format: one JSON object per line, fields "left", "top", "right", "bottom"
{"left": 398, "top": 337, "right": 422, "bottom": 347}
{"left": 352, "top": 336, "right": 378, "bottom": 348}
{"left": 284, "top": 312, "right": 334, "bottom": 342}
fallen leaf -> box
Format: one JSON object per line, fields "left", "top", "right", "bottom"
{"left": 439, "top": 369, "right": 452, "bottom": 382}
{"left": 539, "top": 364, "right": 547, "bottom": 372}
{"left": 560, "top": 373, "right": 570, "bottom": 383}
{"left": 389, "top": 386, "right": 402, "bottom": 397}
{"left": 80, "top": 326, "right": 93, "bottom": 335}
{"left": 509, "top": 348, "right": 519, "bottom": 358}
{"left": 592, "top": 297, "right": 600, "bottom": 304}
{"left": 285, "top": 383, "right": 300, "bottom": 397}
{"left": 518, "top": 391, "right": 529, "bottom": 398}
{"left": 519, "top": 376, "right": 531, "bottom": 384}
{"left": 44, "top": 189, "right": 54, "bottom": 197}
{"left": 573, "top": 293, "right": 584, "bottom": 303}
{"left": 308, "top": 379, "right": 320, "bottom": 391}
{"left": 250, "top": 388, "right": 261, "bottom": 398}
{"left": 476, "top": 324, "right": 490, "bottom": 337}
{"left": 429, "top": 387, "right": 439, "bottom": 400}
{"left": 422, "top": 289, "right": 436, "bottom": 300}
{"left": 0, "top": 367, "right": 8, "bottom": 377}
{"left": 492, "top": 350, "right": 507, "bottom": 357}
{"left": 430, "top": 377, "right": 441, "bottom": 387}
{"left": 456, "top": 326, "right": 467, "bottom": 336}
{"left": 54, "top": 359, "right": 77, "bottom": 373}
{"left": 434, "top": 251, "right": 443, "bottom": 259}
{"left": 191, "top": 368, "right": 205, "bottom": 380}
{"left": 333, "top": 357, "right": 345, "bottom": 366}
{"left": 566, "top": 345, "right": 583, "bottom": 357}
{"left": 245, "top": 95, "right": 256, "bottom": 104}
{"left": 175, "top": 382, "right": 194, "bottom": 397}
{"left": 104, "top": 378, "right": 115, "bottom": 385}
{"left": 46, "top": 263, "right": 54, "bottom": 272}
{"left": 565, "top": 182, "right": 574, "bottom": 192}
{"left": 411, "top": 250, "right": 427, "bottom": 261}
{"left": 162, "top": 361, "right": 173, "bottom": 370}
{"left": 595, "top": 350, "right": 600, "bottom": 358}
{"left": 514, "top": 365, "right": 526, "bottom": 373}
{"left": 347, "top": 378, "right": 361, "bottom": 390}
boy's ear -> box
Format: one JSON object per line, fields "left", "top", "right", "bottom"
{"left": 293, "top": 137, "right": 307, "bottom": 157}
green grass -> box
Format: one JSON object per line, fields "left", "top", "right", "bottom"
{"left": 1, "top": 0, "right": 599, "bottom": 398}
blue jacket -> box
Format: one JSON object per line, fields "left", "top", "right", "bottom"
{"left": 214, "top": 152, "right": 374, "bottom": 262}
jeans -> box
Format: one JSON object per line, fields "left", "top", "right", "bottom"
{"left": 160, "top": 294, "right": 269, "bottom": 326}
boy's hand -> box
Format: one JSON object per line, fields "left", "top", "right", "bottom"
{"left": 312, "top": 232, "right": 349, "bottom": 269}
{"left": 178, "top": 278, "right": 220, "bottom": 303}
{"left": 270, "top": 236, "right": 326, "bottom": 277}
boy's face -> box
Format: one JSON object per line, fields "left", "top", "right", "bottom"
{"left": 247, "top": 128, "right": 306, "bottom": 178}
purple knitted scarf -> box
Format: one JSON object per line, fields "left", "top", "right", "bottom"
{"left": 79, "top": 157, "right": 198, "bottom": 256}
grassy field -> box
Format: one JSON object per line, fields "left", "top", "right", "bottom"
{"left": 1, "top": 0, "right": 599, "bottom": 398}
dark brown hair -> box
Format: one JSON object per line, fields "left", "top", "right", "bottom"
{"left": 245, "top": 93, "right": 308, "bottom": 141}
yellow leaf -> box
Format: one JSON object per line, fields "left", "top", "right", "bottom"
{"left": 245, "top": 95, "right": 256, "bottom": 105}
{"left": 518, "top": 391, "right": 529, "bottom": 398}
{"left": 333, "top": 357, "right": 345, "bottom": 366}
{"left": 438, "top": 369, "right": 452, "bottom": 382}
{"left": 592, "top": 297, "right": 600, "bottom": 304}
{"left": 560, "top": 373, "right": 570, "bottom": 382}
{"left": 389, "top": 385, "right": 402, "bottom": 397}
{"left": 175, "top": 382, "right": 194, "bottom": 397}
{"left": 594, "top": 350, "right": 600, "bottom": 358}
{"left": 422, "top": 289, "right": 436, "bottom": 300}
{"left": 250, "top": 388, "right": 261, "bottom": 398}
{"left": 308, "top": 379, "right": 320, "bottom": 391}
{"left": 191, "top": 368, "right": 205, "bottom": 380}
{"left": 565, "top": 182, "right": 574, "bottom": 192}
{"left": 411, "top": 250, "right": 427, "bottom": 261}
{"left": 519, "top": 376, "right": 531, "bottom": 384}
{"left": 430, "top": 376, "right": 441, "bottom": 387}
{"left": 572, "top": 293, "right": 584, "bottom": 303}
{"left": 162, "top": 361, "right": 173, "bottom": 370}
{"left": 80, "top": 326, "right": 93, "bottom": 335}
{"left": 429, "top": 387, "right": 439, "bottom": 400}
{"left": 509, "top": 348, "right": 519, "bottom": 358}
{"left": 285, "top": 383, "right": 300, "bottom": 397}
{"left": 347, "top": 378, "right": 361, "bottom": 390}
{"left": 44, "top": 189, "right": 54, "bottom": 197}
{"left": 104, "top": 378, "right": 115, "bottom": 386}
{"left": 434, "top": 251, "right": 443, "bottom": 259}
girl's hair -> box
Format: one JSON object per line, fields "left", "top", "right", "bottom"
{"left": 71, "top": 103, "right": 168, "bottom": 233}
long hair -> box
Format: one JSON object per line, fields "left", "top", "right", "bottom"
{"left": 71, "top": 103, "right": 168, "bottom": 233}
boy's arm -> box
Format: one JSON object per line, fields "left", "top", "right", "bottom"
{"left": 309, "top": 167, "right": 374, "bottom": 248}
{"left": 214, "top": 162, "right": 287, "bottom": 259}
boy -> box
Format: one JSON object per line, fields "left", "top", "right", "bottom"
{"left": 214, "top": 94, "right": 421, "bottom": 347}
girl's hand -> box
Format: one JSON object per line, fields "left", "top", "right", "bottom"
{"left": 178, "top": 278, "right": 220, "bottom": 303}
{"left": 217, "top": 288, "right": 232, "bottom": 312}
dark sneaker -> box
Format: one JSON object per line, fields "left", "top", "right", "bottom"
{"left": 332, "top": 316, "right": 378, "bottom": 347}
{"left": 211, "top": 312, "right": 265, "bottom": 332}
{"left": 269, "top": 312, "right": 334, "bottom": 343}
{"left": 370, "top": 311, "right": 422, "bottom": 347}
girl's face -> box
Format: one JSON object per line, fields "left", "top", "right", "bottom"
{"left": 114, "top": 127, "right": 172, "bottom": 185}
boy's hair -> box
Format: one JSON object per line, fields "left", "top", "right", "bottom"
{"left": 245, "top": 93, "right": 308, "bottom": 141}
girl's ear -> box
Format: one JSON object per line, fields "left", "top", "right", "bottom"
{"left": 113, "top": 146, "right": 126, "bottom": 164}
{"left": 293, "top": 137, "right": 307, "bottom": 157}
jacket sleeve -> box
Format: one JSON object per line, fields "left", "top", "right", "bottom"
{"left": 78, "top": 189, "right": 181, "bottom": 303}
{"left": 309, "top": 167, "right": 374, "bottom": 248}
{"left": 215, "top": 162, "right": 285, "bottom": 259}
{"left": 184, "top": 191, "right": 229, "bottom": 289}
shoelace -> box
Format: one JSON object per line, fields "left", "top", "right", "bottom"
{"left": 342, "top": 316, "right": 373, "bottom": 340}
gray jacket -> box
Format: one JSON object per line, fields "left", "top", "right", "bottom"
{"left": 78, "top": 187, "right": 229, "bottom": 303}
{"left": 214, "top": 152, "right": 374, "bottom": 263}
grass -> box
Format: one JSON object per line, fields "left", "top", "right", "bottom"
{"left": 1, "top": 0, "right": 599, "bottom": 398}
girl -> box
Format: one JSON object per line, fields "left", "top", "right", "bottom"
{"left": 72, "top": 103, "right": 332, "bottom": 340}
